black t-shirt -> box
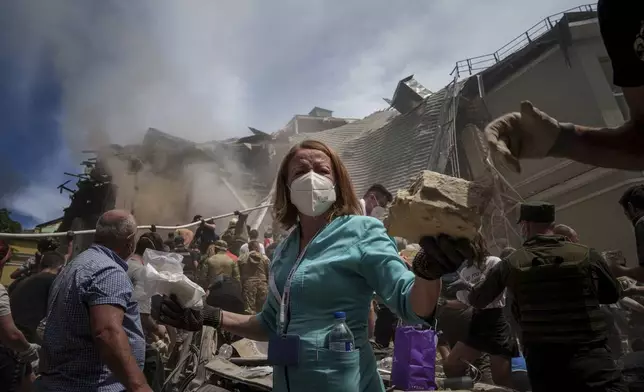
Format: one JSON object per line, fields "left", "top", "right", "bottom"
{"left": 9, "top": 271, "right": 57, "bottom": 341}
{"left": 175, "top": 247, "right": 199, "bottom": 274}
{"left": 206, "top": 276, "right": 245, "bottom": 314}
{"left": 598, "top": 0, "right": 644, "bottom": 88}
{"left": 195, "top": 225, "right": 219, "bottom": 248}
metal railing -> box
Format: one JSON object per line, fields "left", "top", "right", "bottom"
{"left": 450, "top": 3, "right": 597, "bottom": 79}
{"left": 0, "top": 203, "right": 273, "bottom": 239}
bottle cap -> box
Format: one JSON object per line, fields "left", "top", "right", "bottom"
{"left": 334, "top": 311, "right": 346, "bottom": 319}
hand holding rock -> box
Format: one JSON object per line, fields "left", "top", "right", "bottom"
{"left": 412, "top": 235, "right": 474, "bottom": 280}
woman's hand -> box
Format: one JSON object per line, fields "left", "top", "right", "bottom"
{"left": 412, "top": 235, "right": 474, "bottom": 280}
{"left": 154, "top": 295, "right": 209, "bottom": 331}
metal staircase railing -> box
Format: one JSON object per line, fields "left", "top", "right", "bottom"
{"left": 450, "top": 3, "right": 597, "bottom": 79}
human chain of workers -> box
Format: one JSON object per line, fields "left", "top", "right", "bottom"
{"left": 0, "top": 1, "right": 643, "bottom": 391}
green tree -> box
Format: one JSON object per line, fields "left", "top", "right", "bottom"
{"left": 0, "top": 208, "right": 22, "bottom": 233}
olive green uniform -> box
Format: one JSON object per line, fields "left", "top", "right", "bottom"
{"left": 469, "top": 202, "right": 625, "bottom": 392}
{"left": 237, "top": 250, "right": 269, "bottom": 314}
{"left": 203, "top": 252, "right": 239, "bottom": 286}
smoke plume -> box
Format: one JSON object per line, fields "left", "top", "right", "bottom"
{"left": 3, "top": 0, "right": 267, "bottom": 224}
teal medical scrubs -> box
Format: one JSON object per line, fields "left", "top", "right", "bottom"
{"left": 256, "top": 215, "right": 427, "bottom": 392}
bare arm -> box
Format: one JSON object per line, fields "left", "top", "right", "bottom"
{"left": 10, "top": 266, "right": 27, "bottom": 280}
{"left": 90, "top": 305, "right": 149, "bottom": 392}
{"left": 140, "top": 313, "right": 163, "bottom": 341}
{"left": 409, "top": 278, "right": 441, "bottom": 319}
{"left": 368, "top": 301, "right": 376, "bottom": 339}
{"left": 0, "top": 314, "right": 30, "bottom": 352}
{"left": 619, "top": 297, "right": 644, "bottom": 313}
{"left": 220, "top": 311, "right": 269, "bottom": 341}
{"left": 550, "top": 87, "right": 644, "bottom": 170}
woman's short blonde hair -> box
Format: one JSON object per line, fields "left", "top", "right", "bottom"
{"left": 273, "top": 140, "right": 362, "bottom": 229}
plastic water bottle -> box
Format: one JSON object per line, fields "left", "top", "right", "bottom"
{"left": 217, "top": 343, "right": 234, "bottom": 359}
{"left": 328, "top": 311, "right": 355, "bottom": 352}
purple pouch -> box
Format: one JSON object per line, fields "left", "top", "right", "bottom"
{"left": 390, "top": 326, "right": 437, "bottom": 391}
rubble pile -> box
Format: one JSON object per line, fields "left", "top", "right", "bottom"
{"left": 385, "top": 171, "right": 490, "bottom": 242}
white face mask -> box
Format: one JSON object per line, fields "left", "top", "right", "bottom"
{"left": 289, "top": 171, "right": 336, "bottom": 217}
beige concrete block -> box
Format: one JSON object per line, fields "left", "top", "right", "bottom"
{"left": 384, "top": 171, "right": 489, "bottom": 242}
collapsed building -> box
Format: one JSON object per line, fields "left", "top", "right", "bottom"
{"left": 56, "top": 3, "right": 643, "bottom": 264}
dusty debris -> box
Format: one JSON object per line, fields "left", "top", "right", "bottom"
{"left": 384, "top": 171, "right": 490, "bottom": 243}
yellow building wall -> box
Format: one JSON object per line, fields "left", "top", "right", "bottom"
{"left": 0, "top": 238, "right": 39, "bottom": 286}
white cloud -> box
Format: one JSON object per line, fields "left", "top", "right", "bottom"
{"left": 3, "top": 184, "right": 70, "bottom": 225}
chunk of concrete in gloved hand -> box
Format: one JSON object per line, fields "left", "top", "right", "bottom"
{"left": 384, "top": 171, "right": 490, "bottom": 243}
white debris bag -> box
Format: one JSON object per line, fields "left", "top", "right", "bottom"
{"left": 139, "top": 249, "right": 206, "bottom": 309}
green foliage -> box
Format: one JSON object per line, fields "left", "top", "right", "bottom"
{"left": 0, "top": 208, "right": 22, "bottom": 233}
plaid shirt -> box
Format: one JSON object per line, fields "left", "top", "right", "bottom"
{"left": 36, "top": 245, "right": 145, "bottom": 392}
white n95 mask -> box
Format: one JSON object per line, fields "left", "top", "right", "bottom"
{"left": 289, "top": 171, "right": 336, "bottom": 217}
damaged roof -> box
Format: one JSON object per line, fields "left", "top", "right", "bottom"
{"left": 289, "top": 85, "right": 455, "bottom": 196}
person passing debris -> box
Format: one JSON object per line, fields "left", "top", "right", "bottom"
{"left": 485, "top": 2, "right": 644, "bottom": 172}
{"left": 152, "top": 139, "right": 474, "bottom": 392}
{"left": 442, "top": 234, "right": 516, "bottom": 388}
{"left": 468, "top": 202, "right": 625, "bottom": 392}
{"left": 192, "top": 215, "right": 219, "bottom": 254}
{"left": 221, "top": 212, "right": 249, "bottom": 257}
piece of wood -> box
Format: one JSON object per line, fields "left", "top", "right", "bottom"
{"left": 205, "top": 357, "right": 272, "bottom": 391}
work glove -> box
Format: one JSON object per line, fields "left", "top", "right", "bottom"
{"left": 412, "top": 235, "right": 475, "bottom": 281}
{"left": 156, "top": 294, "right": 204, "bottom": 331}
{"left": 485, "top": 101, "right": 563, "bottom": 173}
{"left": 17, "top": 343, "right": 40, "bottom": 364}
{"left": 155, "top": 295, "right": 223, "bottom": 331}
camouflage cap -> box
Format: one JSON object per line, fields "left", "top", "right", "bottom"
{"left": 214, "top": 240, "right": 228, "bottom": 250}
{"left": 518, "top": 201, "right": 555, "bottom": 223}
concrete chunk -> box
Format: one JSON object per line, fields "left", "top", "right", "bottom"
{"left": 384, "top": 171, "right": 489, "bottom": 242}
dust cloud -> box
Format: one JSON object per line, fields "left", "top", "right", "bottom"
{"left": 5, "top": 1, "right": 267, "bottom": 225}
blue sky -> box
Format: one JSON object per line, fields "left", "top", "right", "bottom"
{"left": 0, "top": 0, "right": 587, "bottom": 229}
{"left": 0, "top": 42, "right": 75, "bottom": 228}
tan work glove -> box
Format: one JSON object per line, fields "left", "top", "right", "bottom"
{"left": 485, "top": 101, "right": 562, "bottom": 173}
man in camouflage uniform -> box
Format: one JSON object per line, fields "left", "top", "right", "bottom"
{"left": 468, "top": 201, "right": 625, "bottom": 392}
{"left": 200, "top": 240, "right": 239, "bottom": 288}
{"left": 237, "top": 240, "right": 269, "bottom": 314}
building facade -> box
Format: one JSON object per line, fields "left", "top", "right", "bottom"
{"left": 454, "top": 4, "right": 644, "bottom": 264}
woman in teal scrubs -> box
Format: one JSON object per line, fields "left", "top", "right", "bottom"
{"left": 156, "top": 140, "right": 474, "bottom": 392}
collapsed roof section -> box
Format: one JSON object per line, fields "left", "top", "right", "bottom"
{"left": 288, "top": 80, "right": 461, "bottom": 197}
